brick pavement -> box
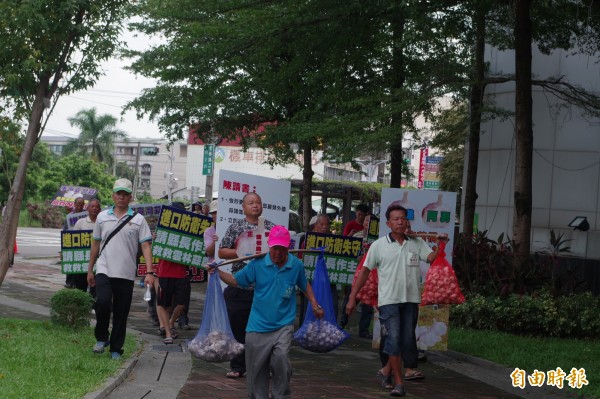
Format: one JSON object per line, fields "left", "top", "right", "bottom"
{"left": 1, "top": 259, "right": 571, "bottom": 399}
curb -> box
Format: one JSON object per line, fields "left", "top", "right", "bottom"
{"left": 83, "top": 347, "right": 141, "bottom": 399}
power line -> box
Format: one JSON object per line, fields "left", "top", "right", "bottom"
{"left": 69, "top": 96, "right": 125, "bottom": 109}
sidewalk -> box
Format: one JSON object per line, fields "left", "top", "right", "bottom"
{"left": 0, "top": 256, "right": 571, "bottom": 399}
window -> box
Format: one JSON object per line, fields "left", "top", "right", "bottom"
{"left": 141, "top": 163, "right": 152, "bottom": 176}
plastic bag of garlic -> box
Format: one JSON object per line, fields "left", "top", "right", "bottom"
{"left": 188, "top": 331, "right": 244, "bottom": 362}
{"left": 188, "top": 272, "right": 244, "bottom": 362}
{"left": 293, "top": 252, "right": 349, "bottom": 353}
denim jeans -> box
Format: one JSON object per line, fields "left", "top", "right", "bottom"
{"left": 378, "top": 302, "right": 419, "bottom": 356}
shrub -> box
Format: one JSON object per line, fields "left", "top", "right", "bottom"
{"left": 26, "top": 201, "right": 65, "bottom": 228}
{"left": 450, "top": 289, "right": 600, "bottom": 339}
{"left": 452, "top": 231, "right": 552, "bottom": 297}
{"left": 50, "top": 288, "right": 94, "bottom": 329}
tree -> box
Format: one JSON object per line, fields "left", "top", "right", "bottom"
{"left": 128, "top": 0, "right": 471, "bottom": 226}
{"left": 452, "top": 1, "right": 600, "bottom": 248}
{"left": 0, "top": 0, "right": 128, "bottom": 287}
{"left": 38, "top": 155, "right": 115, "bottom": 202}
{"left": 513, "top": 0, "right": 533, "bottom": 260}
{"left": 62, "top": 108, "right": 127, "bottom": 171}
{"left": 429, "top": 103, "right": 468, "bottom": 194}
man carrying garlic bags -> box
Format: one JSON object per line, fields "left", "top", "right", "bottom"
{"left": 346, "top": 204, "right": 446, "bottom": 398}
{"left": 214, "top": 225, "right": 324, "bottom": 399}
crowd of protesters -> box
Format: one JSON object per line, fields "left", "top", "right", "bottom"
{"left": 61, "top": 186, "right": 438, "bottom": 398}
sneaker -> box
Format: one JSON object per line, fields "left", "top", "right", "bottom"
{"left": 111, "top": 352, "right": 121, "bottom": 360}
{"left": 93, "top": 341, "right": 109, "bottom": 354}
{"left": 181, "top": 324, "right": 191, "bottom": 330}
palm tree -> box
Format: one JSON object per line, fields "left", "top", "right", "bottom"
{"left": 63, "top": 108, "right": 127, "bottom": 171}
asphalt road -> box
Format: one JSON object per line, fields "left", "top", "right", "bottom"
{"left": 15, "top": 227, "right": 62, "bottom": 260}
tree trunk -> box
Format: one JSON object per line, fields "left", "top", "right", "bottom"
{"left": 301, "top": 142, "right": 314, "bottom": 232}
{"left": 0, "top": 77, "right": 49, "bottom": 286}
{"left": 513, "top": 0, "right": 533, "bottom": 259}
{"left": 389, "top": 3, "right": 405, "bottom": 189}
{"left": 462, "top": 4, "right": 487, "bottom": 236}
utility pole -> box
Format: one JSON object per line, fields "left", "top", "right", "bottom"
{"left": 133, "top": 141, "right": 141, "bottom": 200}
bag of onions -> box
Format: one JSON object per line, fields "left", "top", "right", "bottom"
{"left": 293, "top": 252, "right": 349, "bottom": 353}
{"left": 188, "top": 272, "right": 244, "bottom": 362}
{"left": 420, "top": 241, "right": 465, "bottom": 305}
{"left": 353, "top": 250, "right": 378, "bottom": 307}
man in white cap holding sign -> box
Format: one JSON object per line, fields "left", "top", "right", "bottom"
{"left": 87, "top": 178, "right": 155, "bottom": 359}
{"left": 215, "top": 225, "right": 324, "bottom": 399}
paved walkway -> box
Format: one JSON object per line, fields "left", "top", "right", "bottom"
{"left": 0, "top": 256, "right": 572, "bottom": 399}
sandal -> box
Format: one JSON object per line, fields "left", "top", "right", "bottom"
{"left": 403, "top": 370, "right": 425, "bottom": 381}
{"left": 163, "top": 337, "right": 173, "bottom": 345}
{"left": 157, "top": 327, "right": 166, "bottom": 337}
{"left": 226, "top": 371, "right": 243, "bottom": 379}
{"left": 377, "top": 369, "right": 393, "bottom": 389}
{"left": 169, "top": 327, "right": 179, "bottom": 339}
{"left": 390, "top": 384, "right": 406, "bottom": 397}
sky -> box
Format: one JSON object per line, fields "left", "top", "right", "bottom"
{"left": 42, "top": 30, "right": 164, "bottom": 141}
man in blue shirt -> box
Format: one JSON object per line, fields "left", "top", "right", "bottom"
{"left": 216, "top": 225, "right": 324, "bottom": 399}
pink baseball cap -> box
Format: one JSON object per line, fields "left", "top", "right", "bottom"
{"left": 268, "top": 225, "right": 291, "bottom": 248}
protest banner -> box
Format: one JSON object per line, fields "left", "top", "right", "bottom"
{"left": 302, "top": 232, "right": 363, "bottom": 285}
{"left": 51, "top": 185, "right": 97, "bottom": 208}
{"left": 61, "top": 230, "right": 93, "bottom": 274}
{"left": 152, "top": 204, "right": 214, "bottom": 268}
{"left": 215, "top": 170, "right": 291, "bottom": 274}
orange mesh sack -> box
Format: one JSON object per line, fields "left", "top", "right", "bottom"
{"left": 353, "top": 250, "right": 378, "bottom": 307}
{"left": 421, "top": 241, "right": 465, "bottom": 305}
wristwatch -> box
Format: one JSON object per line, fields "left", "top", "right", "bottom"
{"left": 313, "top": 304, "right": 323, "bottom": 311}
{"left": 146, "top": 272, "right": 157, "bottom": 277}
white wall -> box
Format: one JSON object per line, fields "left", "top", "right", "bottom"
{"left": 465, "top": 45, "right": 600, "bottom": 258}
{"left": 186, "top": 145, "right": 325, "bottom": 198}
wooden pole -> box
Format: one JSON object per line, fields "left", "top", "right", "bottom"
{"left": 211, "top": 249, "right": 323, "bottom": 268}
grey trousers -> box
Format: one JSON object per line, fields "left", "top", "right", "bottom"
{"left": 245, "top": 325, "right": 294, "bottom": 399}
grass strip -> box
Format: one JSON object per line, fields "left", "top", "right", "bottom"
{"left": 0, "top": 318, "right": 139, "bottom": 399}
{"left": 449, "top": 327, "right": 599, "bottom": 399}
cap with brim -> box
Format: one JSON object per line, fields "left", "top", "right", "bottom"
{"left": 268, "top": 225, "right": 291, "bottom": 248}
{"left": 209, "top": 200, "right": 218, "bottom": 213}
{"left": 113, "top": 178, "right": 133, "bottom": 193}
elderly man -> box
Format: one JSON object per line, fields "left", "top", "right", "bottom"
{"left": 71, "top": 197, "right": 102, "bottom": 292}
{"left": 216, "top": 225, "right": 324, "bottom": 399}
{"left": 87, "top": 178, "right": 155, "bottom": 360}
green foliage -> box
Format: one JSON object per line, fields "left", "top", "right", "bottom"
{"left": 450, "top": 289, "right": 600, "bottom": 340}
{"left": 0, "top": 128, "right": 58, "bottom": 205}
{"left": 62, "top": 108, "right": 127, "bottom": 171}
{"left": 36, "top": 154, "right": 115, "bottom": 203}
{"left": 428, "top": 103, "right": 468, "bottom": 194}
{"left": 449, "top": 328, "right": 600, "bottom": 399}
{"left": 0, "top": 1, "right": 129, "bottom": 119}
{"left": 127, "top": 0, "right": 471, "bottom": 167}
{"left": 452, "top": 231, "right": 552, "bottom": 297}
{"left": 115, "top": 161, "right": 135, "bottom": 182}
{"left": 50, "top": 289, "right": 94, "bottom": 329}
{"left": 537, "top": 229, "right": 572, "bottom": 257}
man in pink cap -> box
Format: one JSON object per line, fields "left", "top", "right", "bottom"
{"left": 216, "top": 225, "right": 324, "bottom": 399}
